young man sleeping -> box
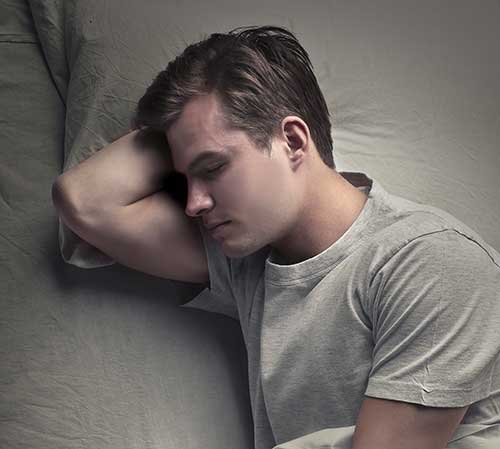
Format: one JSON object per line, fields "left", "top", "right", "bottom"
{"left": 52, "top": 25, "right": 500, "bottom": 449}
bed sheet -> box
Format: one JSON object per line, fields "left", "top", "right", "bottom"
{"left": 2, "top": 0, "right": 499, "bottom": 448}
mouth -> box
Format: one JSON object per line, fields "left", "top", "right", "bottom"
{"left": 207, "top": 220, "right": 230, "bottom": 230}
{"left": 209, "top": 221, "right": 231, "bottom": 237}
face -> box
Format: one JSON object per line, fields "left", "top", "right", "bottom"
{"left": 166, "top": 93, "right": 304, "bottom": 258}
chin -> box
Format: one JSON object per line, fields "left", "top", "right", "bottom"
{"left": 220, "top": 236, "right": 268, "bottom": 259}
{"left": 219, "top": 242, "right": 249, "bottom": 259}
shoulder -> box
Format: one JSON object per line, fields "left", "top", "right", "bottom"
{"left": 363, "top": 227, "right": 500, "bottom": 324}
{"left": 378, "top": 227, "right": 498, "bottom": 275}
{"left": 363, "top": 204, "right": 500, "bottom": 277}
{"left": 359, "top": 212, "right": 500, "bottom": 314}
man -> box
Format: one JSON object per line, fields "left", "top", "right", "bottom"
{"left": 53, "top": 26, "right": 500, "bottom": 448}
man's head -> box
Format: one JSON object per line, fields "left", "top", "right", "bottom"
{"left": 132, "top": 25, "right": 335, "bottom": 169}
{"left": 132, "top": 26, "right": 345, "bottom": 260}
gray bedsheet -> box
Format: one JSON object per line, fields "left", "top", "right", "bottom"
{"left": 2, "top": 1, "right": 499, "bottom": 448}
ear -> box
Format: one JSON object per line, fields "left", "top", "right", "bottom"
{"left": 281, "top": 116, "right": 309, "bottom": 160}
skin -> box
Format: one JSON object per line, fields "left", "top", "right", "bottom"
{"left": 166, "top": 92, "right": 368, "bottom": 264}
{"left": 352, "top": 397, "right": 469, "bottom": 449}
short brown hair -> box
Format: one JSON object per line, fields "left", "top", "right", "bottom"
{"left": 132, "top": 25, "right": 335, "bottom": 169}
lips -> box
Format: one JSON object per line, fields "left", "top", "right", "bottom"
{"left": 209, "top": 221, "right": 230, "bottom": 236}
{"left": 206, "top": 221, "right": 229, "bottom": 231}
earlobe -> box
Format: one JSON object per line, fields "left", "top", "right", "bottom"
{"left": 286, "top": 144, "right": 305, "bottom": 170}
{"left": 290, "top": 149, "right": 305, "bottom": 164}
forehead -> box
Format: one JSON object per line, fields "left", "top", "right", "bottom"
{"left": 166, "top": 94, "right": 247, "bottom": 174}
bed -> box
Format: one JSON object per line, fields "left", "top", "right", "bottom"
{"left": 1, "top": 1, "right": 499, "bottom": 448}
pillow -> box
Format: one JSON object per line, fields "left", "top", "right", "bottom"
{"left": 27, "top": 1, "right": 195, "bottom": 267}
{"left": 28, "top": 0, "right": 307, "bottom": 268}
{"left": 29, "top": 0, "right": 185, "bottom": 267}
{"left": 27, "top": 0, "right": 68, "bottom": 101}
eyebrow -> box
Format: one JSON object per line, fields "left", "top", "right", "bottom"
{"left": 179, "top": 148, "right": 231, "bottom": 175}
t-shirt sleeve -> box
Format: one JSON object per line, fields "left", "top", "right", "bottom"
{"left": 365, "top": 229, "right": 500, "bottom": 407}
{"left": 180, "top": 220, "right": 239, "bottom": 321}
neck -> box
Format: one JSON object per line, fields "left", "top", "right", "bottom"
{"left": 270, "top": 169, "right": 368, "bottom": 265}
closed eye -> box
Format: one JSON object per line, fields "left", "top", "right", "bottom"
{"left": 206, "top": 164, "right": 224, "bottom": 174}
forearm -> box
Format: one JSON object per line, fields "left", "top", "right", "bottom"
{"left": 53, "top": 128, "right": 174, "bottom": 215}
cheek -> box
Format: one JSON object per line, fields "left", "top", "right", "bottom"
{"left": 230, "top": 164, "right": 289, "bottom": 222}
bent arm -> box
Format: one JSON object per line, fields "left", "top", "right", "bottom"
{"left": 52, "top": 128, "right": 174, "bottom": 217}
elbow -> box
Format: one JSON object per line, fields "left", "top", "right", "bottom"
{"left": 51, "top": 178, "right": 91, "bottom": 236}
{"left": 51, "top": 178, "right": 80, "bottom": 219}
{"left": 52, "top": 178, "right": 69, "bottom": 210}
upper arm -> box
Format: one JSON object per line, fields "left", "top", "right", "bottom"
{"left": 352, "top": 397, "right": 468, "bottom": 449}
{"left": 57, "top": 187, "right": 210, "bottom": 284}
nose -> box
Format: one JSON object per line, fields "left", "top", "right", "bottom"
{"left": 184, "top": 179, "right": 214, "bottom": 218}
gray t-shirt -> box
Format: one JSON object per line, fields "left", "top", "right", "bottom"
{"left": 182, "top": 171, "right": 500, "bottom": 449}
